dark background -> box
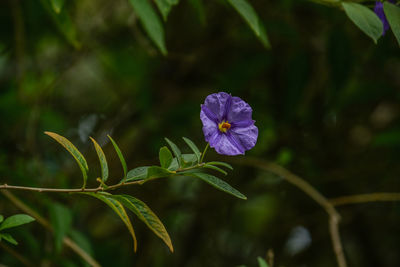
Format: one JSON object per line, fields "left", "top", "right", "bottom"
{"left": 1, "top": 0, "right": 400, "bottom": 266}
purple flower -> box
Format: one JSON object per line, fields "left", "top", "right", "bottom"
{"left": 200, "top": 92, "right": 258, "bottom": 156}
{"left": 374, "top": 0, "right": 394, "bottom": 36}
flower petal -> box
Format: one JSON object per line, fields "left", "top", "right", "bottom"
{"left": 200, "top": 109, "right": 218, "bottom": 143}
{"left": 230, "top": 124, "right": 258, "bottom": 151}
{"left": 210, "top": 133, "right": 245, "bottom": 156}
{"left": 227, "top": 96, "right": 253, "bottom": 124}
{"left": 203, "top": 92, "right": 232, "bottom": 122}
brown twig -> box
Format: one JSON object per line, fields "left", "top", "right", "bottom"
{"left": 330, "top": 192, "right": 400, "bottom": 206}
{"left": 230, "top": 157, "right": 347, "bottom": 267}
{"left": 0, "top": 190, "right": 101, "bottom": 267}
{"left": 0, "top": 241, "right": 34, "bottom": 267}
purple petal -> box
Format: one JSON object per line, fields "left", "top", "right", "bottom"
{"left": 227, "top": 96, "right": 253, "bottom": 124}
{"left": 374, "top": 1, "right": 393, "bottom": 35}
{"left": 210, "top": 133, "right": 245, "bottom": 156}
{"left": 200, "top": 109, "right": 218, "bottom": 143}
{"left": 231, "top": 119, "right": 255, "bottom": 128}
{"left": 202, "top": 92, "right": 232, "bottom": 122}
{"left": 230, "top": 124, "right": 258, "bottom": 151}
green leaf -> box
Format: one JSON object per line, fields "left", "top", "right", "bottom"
{"left": 81, "top": 192, "right": 137, "bottom": 252}
{"left": 49, "top": 203, "right": 72, "bottom": 252}
{"left": 181, "top": 154, "right": 198, "bottom": 168}
{"left": 203, "top": 164, "right": 228, "bottom": 175}
{"left": 45, "top": 131, "right": 89, "bottom": 188}
{"left": 384, "top": 2, "right": 400, "bottom": 47}
{"left": 128, "top": 0, "right": 167, "bottom": 55}
{"left": 108, "top": 194, "right": 173, "bottom": 252}
{"left": 159, "top": 146, "right": 173, "bottom": 168}
{"left": 0, "top": 233, "right": 18, "bottom": 245}
{"left": 168, "top": 158, "right": 179, "bottom": 171}
{"left": 154, "top": 0, "right": 179, "bottom": 21}
{"left": 90, "top": 137, "right": 109, "bottom": 183}
{"left": 342, "top": 2, "right": 383, "bottom": 44}
{"left": 187, "top": 172, "right": 247, "bottom": 200}
{"left": 68, "top": 229, "right": 94, "bottom": 256}
{"left": 0, "top": 214, "right": 35, "bottom": 231}
{"left": 206, "top": 161, "right": 233, "bottom": 170}
{"left": 108, "top": 135, "right": 128, "bottom": 180}
{"left": 126, "top": 166, "right": 174, "bottom": 182}
{"left": 50, "top": 0, "right": 65, "bottom": 13}
{"left": 127, "top": 166, "right": 150, "bottom": 181}
{"left": 228, "top": 0, "right": 270, "bottom": 48}
{"left": 165, "top": 138, "right": 182, "bottom": 167}
{"left": 0, "top": 215, "right": 3, "bottom": 224}
{"left": 182, "top": 137, "right": 201, "bottom": 163}
{"left": 257, "top": 257, "right": 269, "bottom": 267}
{"left": 189, "top": 0, "right": 206, "bottom": 25}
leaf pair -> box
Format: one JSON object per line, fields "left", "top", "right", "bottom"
{"left": 82, "top": 192, "right": 173, "bottom": 252}
{"left": 0, "top": 214, "right": 35, "bottom": 245}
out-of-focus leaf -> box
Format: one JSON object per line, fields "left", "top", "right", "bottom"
{"left": 90, "top": 137, "right": 109, "bottom": 183}
{"left": 342, "top": 2, "right": 383, "bottom": 43}
{"left": 126, "top": 166, "right": 174, "bottom": 182}
{"left": 128, "top": 0, "right": 167, "bottom": 55}
{"left": 227, "top": 0, "right": 270, "bottom": 48}
{"left": 50, "top": 0, "right": 65, "bottom": 13}
{"left": 165, "top": 138, "right": 182, "bottom": 167}
{"left": 206, "top": 161, "right": 233, "bottom": 170}
{"left": 49, "top": 203, "right": 72, "bottom": 252}
{"left": 40, "top": 0, "right": 81, "bottom": 49}
{"left": 0, "top": 215, "right": 3, "bottom": 224}
{"left": 257, "top": 257, "right": 269, "bottom": 267}
{"left": 189, "top": 0, "right": 206, "bottom": 25}
{"left": 154, "top": 0, "right": 179, "bottom": 21}
{"left": 109, "top": 194, "right": 173, "bottom": 252}
{"left": 159, "top": 146, "right": 173, "bottom": 168}
{"left": 0, "top": 233, "right": 18, "bottom": 245}
{"left": 45, "top": 131, "right": 89, "bottom": 188}
{"left": 384, "top": 2, "right": 400, "bottom": 46}
{"left": 187, "top": 172, "right": 247, "bottom": 200}
{"left": 0, "top": 214, "right": 35, "bottom": 231}
{"left": 203, "top": 164, "right": 228, "bottom": 175}
{"left": 81, "top": 192, "right": 137, "bottom": 252}
{"left": 182, "top": 137, "right": 201, "bottom": 162}
{"left": 108, "top": 135, "right": 128, "bottom": 180}
{"left": 68, "top": 229, "right": 94, "bottom": 256}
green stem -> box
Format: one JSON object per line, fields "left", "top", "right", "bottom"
{"left": 200, "top": 143, "right": 209, "bottom": 163}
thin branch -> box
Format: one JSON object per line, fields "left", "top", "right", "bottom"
{"left": 330, "top": 192, "right": 400, "bottom": 206}
{"left": 229, "top": 157, "right": 347, "bottom": 267}
{"left": 0, "top": 190, "right": 101, "bottom": 267}
{"left": 0, "top": 241, "right": 34, "bottom": 267}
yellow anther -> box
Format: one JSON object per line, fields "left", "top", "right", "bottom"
{"left": 218, "top": 121, "right": 231, "bottom": 133}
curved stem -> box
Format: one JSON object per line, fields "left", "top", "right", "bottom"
{"left": 330, "top": 192, "right": 400, "bottom": 206}
{"left": 200, "top": 143, "right": 209, "bottom": 163}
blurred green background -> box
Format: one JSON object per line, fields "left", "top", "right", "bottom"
{"left": 1, "top": 0, "right": 400, "bottom": 266}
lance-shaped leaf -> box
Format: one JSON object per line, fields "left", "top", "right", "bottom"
{"left": 182, "top": 137, "right": 201, "bottom": 163}
{"left": 49, "top": 203, "right": 72, "bottom": 252}
{"left": 108, "top": 194, "right": 173, "bottom": 252}
{"left": 203, "top": 164, "right": 228, "bottom": 175}
{"left": 108, "top": 135, "right": 128, "bottom": 180}
{"left": 257, "top": 257, "right": 269, "bottom": 267}
{"left": 187, "top": 172, "right": 247, "bottom": 200}
{"left": 81, "top": 192, "right": 137, "bottom": 252}
{"left": 159, "top": 146, "right": 173, "bottom": 168}
{"left": 342, "top": 2, "right": 383, "bottom": 44}
{"left": 50, "top": 0, "right": 65, "bottom": 13}
{"left": 384, "top": 2, "right": 400, "bottom": 47}
{"left": 45, "top": 131, "right": 89, "bottom": 188}
{"left": 0, "top": 233, "right": 18, "bottom": 245}
{"left": 0, "top": 214, "right": 35, "bottom": 231}
{"left": 228, "top": 0, "right": 271, "bottom": 49}
{"left": 0, "top": 215, "right": 3, "bottom": 224}
{"left": 154, "top": 0, "right": 179, "bottom": 21}
{"left": 90, "top": 137, "right": 109, "bottom": 183}
{"left": 128, "top": 0, "right": 167, "bottom": 55}
{"left": 181, "top": 154, "right": 197, "bottom": 168}
{"left": 126, "top": 166, "right": 174, "bottom": 182}
{"left": 206, "top": 161, "right": 233, "bottom": 170}
{"left": 165, "top": 138, "right": 182, "bottom": 167}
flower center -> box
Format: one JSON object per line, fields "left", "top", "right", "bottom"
{"left": 218, "top": 121, "right": 231, "bottom": 133}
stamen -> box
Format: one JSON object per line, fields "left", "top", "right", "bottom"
{"left": 218, "top": 121, "right": 231, "bottom": 133}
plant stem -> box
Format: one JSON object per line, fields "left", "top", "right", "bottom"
{"left": 200, "top": 143, "right": 209, "bottom": 163}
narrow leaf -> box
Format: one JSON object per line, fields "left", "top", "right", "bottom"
{"left": 126, "top": 166, "right": 174, "bottom": 182}
{"left": 128, "top": 0, "right": 167, "bottom": 55}
{"left": 108, "top": 194, "right": 173, "bottom": 252}
{"left": 108, "top": 135, "right": 128, "bottom": 180}
{"left": 159, "top": 146, "right": 173, "bottom": 168}
{"left": 0, "top": 214, "right": 35, "bottom": 231}
{"left": 342, "top": 2, "right": 383, "bottom": 43}
{"left": 206, "top": 161, "right": 233, "bottom": 170}
{"left": 165, "top": 138, "right": 182, "bottom": 167}
{"left": 49, "top": 203, "right": 72, "bottom": 252}
{"left": 50, "top": 0, "right": 65, "bottom": 13}
{"left": 203, "top": 164, "right": 228, "bottom": 175}
{"left": 384, "top": 2, "right": 400, "bottom": 46}
{"left": 81, "top": 192, "right": 137, "bottom": 252}
{"left": 45, "top": 131, "right": 88, "bottom": 188}
{"left": 127, "top": 166, "right": 150, "bottom": 181}
{"left": 154, "top": 0, "right": 179, "bottom": 21}
{"left": 168, "top": 158, "right": 179, "bottom": 171}
{"left": 0, "top": 215, "right": 3, "bottom": 224}
{"left": 188, "top": 172, "right": 247, "bottom": 200}
{"left": 228, "top": 0, "right": 271, "bottom": 48}
{"left": 0, "top": 233, "right": 18, "bottom": 245}
{"left": 257, "top": 257, "right": 269, "bottom": 267}
{"left": 182, "top": 137, "right": 201, "bottom": 163}
{"left": 181, "top": 154, "right": 197, "bottom": 167}
{"left": 90, "top": 137, "right": 109, "bottom": 183}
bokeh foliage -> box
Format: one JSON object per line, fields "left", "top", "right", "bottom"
{"left": 1, "top": 0, "right": 400, "bottom": 266}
